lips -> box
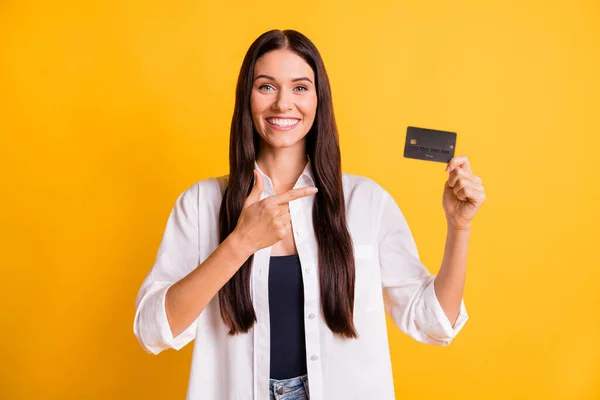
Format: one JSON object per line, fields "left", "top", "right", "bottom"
{"left": 265, "top": 118, "right": 300, "bottom": 131}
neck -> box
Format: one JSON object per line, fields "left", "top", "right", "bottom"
{"left": 256, "top": 146, "right": 309, "bottom": 193}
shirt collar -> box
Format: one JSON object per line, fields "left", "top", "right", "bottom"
{"left": 254, "top": 156, "right": 315, "bottom": 189}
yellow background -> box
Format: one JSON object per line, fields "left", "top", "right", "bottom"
{"left": 1, "top": 0, "right": 599, "bottom": 398}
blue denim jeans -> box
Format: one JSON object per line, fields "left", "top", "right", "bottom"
{"left": 269, "top": 374, "right": 309, "bottom": 400}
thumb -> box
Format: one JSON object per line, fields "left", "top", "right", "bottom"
{"left": 245, "top": 170, "right": 263, "bottom": 206}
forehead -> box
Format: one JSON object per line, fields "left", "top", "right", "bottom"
{"left": 254, "top": 49, "right": 314, "bottom": 80}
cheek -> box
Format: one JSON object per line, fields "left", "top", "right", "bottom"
{"left": 250, "top": 95, "right": 265, "bottom": 123}
{"left": 249, "top": 93, "right": 258, "bottom": 113}
{"left": 299, "top": 96, "right": 318, "bottom": 121}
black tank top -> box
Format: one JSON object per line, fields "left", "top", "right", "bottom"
{"left": 268, "top": 253, "right": 308, "bottom": 380}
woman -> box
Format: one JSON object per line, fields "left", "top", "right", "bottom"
{"left": 134, "top": 29, "right": 486, "bottom": 400}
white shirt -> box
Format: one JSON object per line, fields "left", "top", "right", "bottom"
{"left": 133, "top": 159, "right": 469, "bottom": 400}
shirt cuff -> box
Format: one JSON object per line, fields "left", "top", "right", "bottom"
{"left": 134, "top": 283, "right": 197, "bottom": 354}
{"left": 415, "top": 278, "right": 469, "bottom": 345}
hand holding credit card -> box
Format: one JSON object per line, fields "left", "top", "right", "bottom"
{"left": 403, "top": 126, "right": 456, "bottom": 163}
{"left": 401, "top": 125, "right": 487, "bottom": 230}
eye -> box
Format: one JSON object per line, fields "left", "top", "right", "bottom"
{"left": 295, "top": 86, "right": 308, "bottom": 92}
{"left": 258, "top": 84, "right": 275, "bottom": 91}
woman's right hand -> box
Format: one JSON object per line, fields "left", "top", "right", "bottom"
{"left": 232, "top": 170, "right": 318, "bottom": 257}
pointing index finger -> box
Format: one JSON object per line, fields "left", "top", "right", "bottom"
{"left": 269, "top": 187, "right": 319, "bottom": 205}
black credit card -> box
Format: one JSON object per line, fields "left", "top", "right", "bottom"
{"left": 403, "top": 126, "right": 457, "bottom": 163}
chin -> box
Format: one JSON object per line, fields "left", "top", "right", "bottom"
{"left": 261, "top": 131, "right": 307, "bottom": 149}
{"left": 266, "top": 138, "right": 301, "bottom": 149}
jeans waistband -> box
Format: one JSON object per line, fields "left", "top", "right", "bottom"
{"left": 269, "top": 374, "right": 309, "bottom": 399}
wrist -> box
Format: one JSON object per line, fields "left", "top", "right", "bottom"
{"left": 446, "top": 221, "right": 472, "bottom": 233}
{"left": 225, "top": 230, "right": 256, "bottom": 261}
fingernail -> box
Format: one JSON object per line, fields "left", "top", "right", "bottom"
{"left": 311, "top": 187, "right": 318, "bottom": 192}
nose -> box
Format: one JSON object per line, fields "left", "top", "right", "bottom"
{"left": 272, "top": 88, "right": 293, "bottom": 111}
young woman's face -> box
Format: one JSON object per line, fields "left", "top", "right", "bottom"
{"left": 250, "top": 49, "right": 318, "bottom": 150}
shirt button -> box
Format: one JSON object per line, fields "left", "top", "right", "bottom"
{"left": 305, "top": 267, "right": 311, "bottom": 273}
{"left": 308, "top": 313, "right": 315, "bottom": 319}
{"left": 311, "top": 355, "right": 318, "bottom": 361}
{"left": 297, "top": 228, "right": 303, "bottom": 236}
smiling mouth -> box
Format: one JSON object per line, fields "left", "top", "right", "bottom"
{"left": 265, "top": 118, "right": 300, "bottom": 130}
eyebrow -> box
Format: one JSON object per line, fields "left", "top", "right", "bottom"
{"left": 254, "top": 74, "right": 313, "bottom": 84}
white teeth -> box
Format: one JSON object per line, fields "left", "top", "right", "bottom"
{"left": 267, "top": 118, "right": 299, "bottom": 127}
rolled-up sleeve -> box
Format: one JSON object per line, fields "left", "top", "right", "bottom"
{"left": 376, "top": 186, "right": 468, "bottom": 346}
{"left": 133, "top": 182, "right": 201, "bottom": 355}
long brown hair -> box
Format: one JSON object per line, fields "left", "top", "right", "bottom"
{"left": 218, "top": 29, "right": 358, "bottom": 339}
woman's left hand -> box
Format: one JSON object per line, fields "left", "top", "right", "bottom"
{"left": 442, "top": 155, "right": 486, "bottom": 230}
